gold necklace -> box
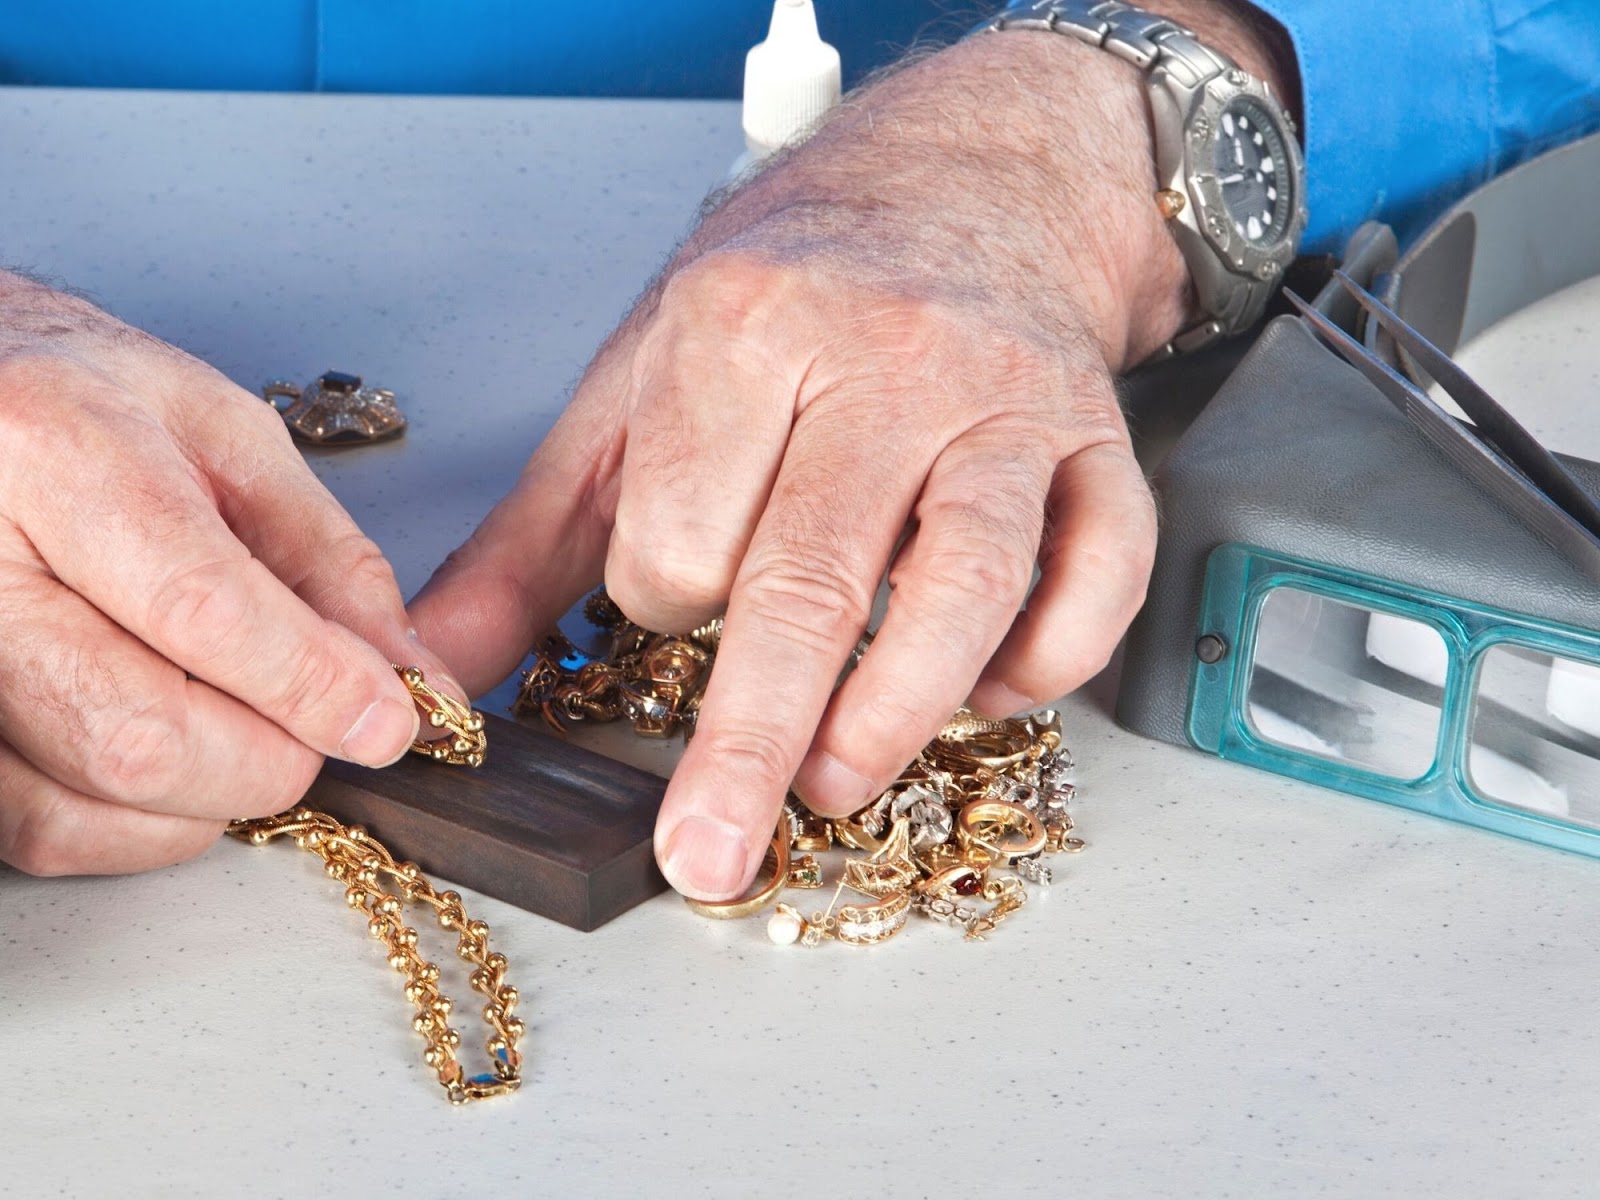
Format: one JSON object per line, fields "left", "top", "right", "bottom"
{"left": 229, "top": 666, "right": 521, "bottom": 1105}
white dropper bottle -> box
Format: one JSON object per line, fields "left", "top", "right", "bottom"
{"left": 727, "top": 0, "right": 842, "bottom": 184}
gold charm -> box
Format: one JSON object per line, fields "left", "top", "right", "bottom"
{"left": 787, "top": 854, "right": 825, "bottom": 889}
{"left": 263, "top": 371, "right": 407, "bottom": 445}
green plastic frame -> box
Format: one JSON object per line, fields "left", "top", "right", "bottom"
{"left": 1188, "top": 542, "right": 1600, "bottom": 857}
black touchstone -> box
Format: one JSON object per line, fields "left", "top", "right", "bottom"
{"left": 318, "top": 370, "right": 362, "bottom": 392}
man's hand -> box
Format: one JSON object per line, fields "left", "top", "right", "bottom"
{"left": 411, "top": 3, "right": 1293, "bottom": 899}
{"left": 0, "top": 272, "right": 458, "bottom": 875}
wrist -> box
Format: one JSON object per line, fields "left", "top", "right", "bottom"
{"left": 695, "top": 0, "right": 1299, "bottom": 373}
{"left": 705, "top": 31, "right": 1180, "bottom": 371}
{"left": 0, "top": 272, "right": 113, "bottom": 363}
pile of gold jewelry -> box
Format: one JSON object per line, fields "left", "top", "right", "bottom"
{"left": 515, "top": 591, "right": 1083, "bottom": 945}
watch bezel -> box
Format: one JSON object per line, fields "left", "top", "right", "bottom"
{"left": 1172, "top": 69, "right": 1307, "bottom": 285}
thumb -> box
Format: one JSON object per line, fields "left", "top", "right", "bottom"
{"left": 408, "top": 403, "right": 622, "bottom": 697}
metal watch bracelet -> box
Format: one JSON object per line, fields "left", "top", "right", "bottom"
{"left": 977, "top": 0, "right": 1298, "bottom": 355}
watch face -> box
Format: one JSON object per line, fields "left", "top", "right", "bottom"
{"left": 1211, "top": 97, "right": 1294, "bottom": 247}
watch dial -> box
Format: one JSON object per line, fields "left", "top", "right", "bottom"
{"left": 1211, "top": 97, "right": 1293, "bottom": 246}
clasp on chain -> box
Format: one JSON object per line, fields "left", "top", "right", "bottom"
{"left": 448, "top": 1074, "right": 522, "bottom": 1105}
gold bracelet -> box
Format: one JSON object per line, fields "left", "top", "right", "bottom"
{"left": 229, "top": 805, "right": 523, "bottom": 1105}
{"left": 683, "top": 831, "right": 790, "bottom": 920}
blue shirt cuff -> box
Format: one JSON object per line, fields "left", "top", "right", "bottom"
{"left": 1249, "top": 1, "right": 1497, "bottom": 254}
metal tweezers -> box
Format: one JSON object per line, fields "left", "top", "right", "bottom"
{"left": 1287, "top": 273, "right": 1600, "bottom": 581}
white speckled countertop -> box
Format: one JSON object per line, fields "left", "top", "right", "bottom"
{"left": 3, "top": 88, "right": 1599, "bottom": 1200}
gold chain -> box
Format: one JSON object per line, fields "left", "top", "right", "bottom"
{"left": 398, "top": 664, "right": 488, "bottom": 767}
{"left": 229, "top": 666, "right": 521, "bottom": 1104}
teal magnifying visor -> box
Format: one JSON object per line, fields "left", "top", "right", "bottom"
{"left": 1188, "top": 543, "right": 1600, "bottom": 857}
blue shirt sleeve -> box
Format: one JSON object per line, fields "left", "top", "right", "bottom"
{"left": 1250, "top": 1, "right": 1600, "bottom": 253}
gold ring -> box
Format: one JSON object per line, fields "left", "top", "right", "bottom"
{"left": 684, "top": 830, "right": 789, "bottom": 920}
{"left": 960, "top": 729, "right": 1033, "bottom": 769}
{"left": 955, "top": 800, "right": 1046, "bottom": 864}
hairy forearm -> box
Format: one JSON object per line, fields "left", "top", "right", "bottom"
{"left": 692, "top": 0, "right": 1295, "bottom": 372}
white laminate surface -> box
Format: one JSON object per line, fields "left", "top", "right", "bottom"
{"left": 2, "top": 88, "right": 1598, "bottom": 1200}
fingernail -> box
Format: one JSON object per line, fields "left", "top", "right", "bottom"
{"left": 340, "top": 697, "right": 420, "bottom": 767}
{"left": 791, "top": 751, "right": 877, "bottom": 817}
{"left": 405, "top": 628, "right": 470, "bottom": 705}
{"left": 660, "top": 816, "right": 750, "bottom": 900}
{"left": 968, "top": 678, "right": 1037, "bottom": 718}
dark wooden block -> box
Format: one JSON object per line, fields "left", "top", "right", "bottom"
{"left": 306, "top": 712, "right": 669, "bottom": 931}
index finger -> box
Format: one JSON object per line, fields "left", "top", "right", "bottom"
{"left": 6, "top": 410, "right": 418, "bottom": 768}
{"left": 652, "top": 405, "right": 935, "bottom": 899}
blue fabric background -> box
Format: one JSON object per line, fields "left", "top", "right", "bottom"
{"left": 0, "top": 1, "right": 970, "bottom": 96}
{"left": 4, "top": 2, "right": 1598, "bottom": 253}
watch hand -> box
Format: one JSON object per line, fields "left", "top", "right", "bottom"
{"left": 1220, "top": 172, "right": 1245, "bottom": 185}
{"left": 1233, "top": 137, "right": 1244, "bottom": 166}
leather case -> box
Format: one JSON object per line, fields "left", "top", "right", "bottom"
{"left": 1115, "top": 312, "right": 1600, "bottom": 747}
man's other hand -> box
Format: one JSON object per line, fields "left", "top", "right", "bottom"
{"left": 411, "top": 2, "right": 1292, "bottom": 899}
{"left": 0, "top": 274, "right": 456, "bottom": 874}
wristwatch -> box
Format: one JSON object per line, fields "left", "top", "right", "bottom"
{"left": 975, "top": 0, "right": 1308, "bottom": 356}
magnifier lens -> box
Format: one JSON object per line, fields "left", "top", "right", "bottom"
{"left": 1244, "top": 587, "right": 1445, "bottom": 780}
{"left": 1468, "top": 646, "right": 1600, "bottom": 826}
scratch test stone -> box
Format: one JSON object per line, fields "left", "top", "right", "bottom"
{"left": 307, "top": 712, "right": 668, "bottom": 931}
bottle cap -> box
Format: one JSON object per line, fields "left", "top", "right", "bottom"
{"left": 742, "top": 0, "right": 842, "bottom": 155}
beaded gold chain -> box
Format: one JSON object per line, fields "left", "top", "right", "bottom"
{"left": 228, "top": 666, "right": 519, "bottom": 1105}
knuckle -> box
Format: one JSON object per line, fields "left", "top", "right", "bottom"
{"left": 740, "top": 553, "right": 874, "bottom": 652}
{"left": 657, "top": 251, "right": 791, "bottom": 342}
{"left": 265, "top": 638, "right": 352, "bottom": 734}
{"left": 54, "top": 646, "right": 194, "bottom": 807}
{"left": 1060, "top": 393, "right": 1132, "bottom": 450}
{"left": 692, "top": 723, "right": 797, "bottom": 793}
{"left": 855, "top": 676, "right": 940, "bottom": 748}
{"left": 147, "top": 557, "right": 255, "bottom": 668}
{"left": 84, "top": 703, "right": 190, "bottom": 805}
{"left": 819, "top": 296, "right": 956, "bottom": 394}
{"left": 300, "top": 531, "right": 401, "bottom": 617}
{"left": 339, "top": 535, "right": 400, "bottom": 599}
{"left": 0, "top": 350, "right": 66, "bottom": 405}
{"left": 0, "top": 354, "right": 99, "bottom": 447}
{"left": 608, "top": 539, "right": 736, "bottom": 628}
{"left": 923, "top": 540, "right": 1035, "bottom": 618}
{"left": 4, "top": 794, "right": 82, "bottom": 877}
{"left": 236, "top": 387, "right": 297, "bottom": 441}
